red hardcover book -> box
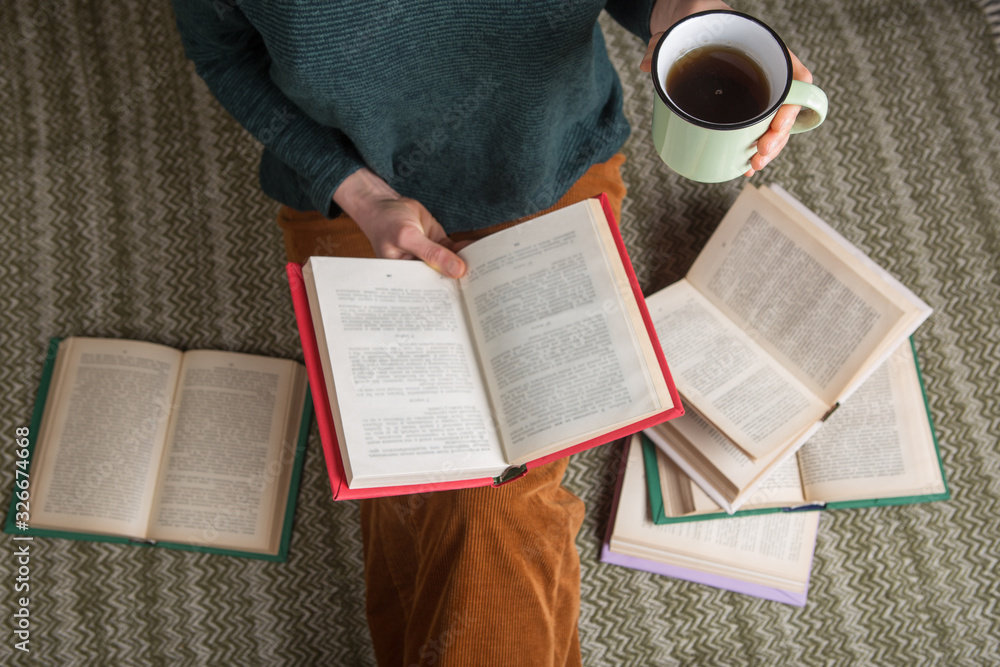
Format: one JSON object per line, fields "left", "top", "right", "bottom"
{"left": 287, "top": 194, "right": 683, "bottom": 499}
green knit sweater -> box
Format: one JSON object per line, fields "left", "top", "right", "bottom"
{"left": 172, "top": 0, "right": 657, "bottom": 232}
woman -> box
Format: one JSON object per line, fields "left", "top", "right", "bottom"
{"left": 172, "top": 1, "right": 810, "bottom": 663}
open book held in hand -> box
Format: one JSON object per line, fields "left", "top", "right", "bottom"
{"left": 5, "top": 338, "right": 311, "bottom": 561}
{"left": 288, "top": 195, "right": 682, "bottom": 499}
{"left": 645, "top": 340, "right": 949, "bottom": 519}
{"left": 643, "top": 183, "right": 932, "bottom": 512}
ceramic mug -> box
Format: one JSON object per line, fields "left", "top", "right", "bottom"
{"left": 651, "top": 10, "right": 828, "bottom": 183}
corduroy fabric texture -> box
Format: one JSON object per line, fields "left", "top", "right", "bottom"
{"left": 171, "top": 0, "right": 652, "bottom": 231}
{"left": 281, "top": 155, "right": 626, "bottom": 666}
{"left": 362, "top": 459, "right": 584, "bottom": 667}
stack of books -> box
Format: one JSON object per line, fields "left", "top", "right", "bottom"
{"left": 601, "top": 184, "right": 949, "bottom": 606}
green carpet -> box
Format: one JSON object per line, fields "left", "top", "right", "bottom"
{"left": 1, "top": 1, "right": 998, "bottom": 664}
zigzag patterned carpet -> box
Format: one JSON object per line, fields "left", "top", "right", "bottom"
{"left": 986, "top": 0, "right": 1000, "bottom": 42}
{"left": 1, "top": 1, "right": 998, "bottom": 665}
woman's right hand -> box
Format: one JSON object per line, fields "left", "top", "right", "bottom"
{"left": 333, "top": 168, "right": 467, "bottom": 279}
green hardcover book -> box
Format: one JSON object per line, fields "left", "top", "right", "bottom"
{"left": 646, "top": 339, "right": 950, "bottom": 524}
{"left": 5, "top": 337, "right": 313, "bottom": 561}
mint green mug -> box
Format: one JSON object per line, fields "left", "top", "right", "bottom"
{"left": 651, "top": 10, "right": 828, "bottom": 183}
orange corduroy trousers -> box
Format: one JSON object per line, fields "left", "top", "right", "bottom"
{"left": 278, "top": 154, "right": 627, "bottom": 667}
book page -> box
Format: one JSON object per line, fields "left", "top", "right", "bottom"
{"left": 798, "top": 342, "right": 946, "bottom": 502}
{"left": 647, "top": 401, "right": 806, "bottom": 510}
{"left": 458, "top": 199, "right": 671, "bottom": 463}
{"left": 303, "top": 257, "right": 508, "bottom": 487}
{"left": 610, "top": 441, "right": 817, "bottom": 591}
{"left": 148, "top": 352, "right": 307, "bottom": 554}
{"left": 687, "top": 184, "right": 910, "bottom": 405}
{"left": 28, "top": 338, "right": 181, "bottom": 539}
{"left": 762, "top": 186, "right": 931, "bottom": 320}
{"left": 655, "top": 445, "right": 804, "bottom": 517}
{"left": 646, "top": 280, "right": 827, "bottom": 460}
{"left": 654, "top": 446, "right": 698, "bottom": 516}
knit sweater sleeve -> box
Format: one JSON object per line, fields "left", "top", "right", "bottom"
{"left": 603, "top": 0, "right": 660, "bottom": 42}
{"left": 171, "top": 0, "right": 364, "bottom": 216}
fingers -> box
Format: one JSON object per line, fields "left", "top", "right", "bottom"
{"left": 397, "top": 226, "right": 467, "bottom": 279}
{"left": 749, "top": 131, "right": 789, "bottom": 173}
{"left": 746, "top": 121, "right": 791, "bottom": 176}
{"left": 358, "top": 197, "right": 466, "bottom": 278}
{"left": 789, "top": 50, "right": 813, "bottom": 85}
{"left": 747, "top": 50, "right": 812, "bottom": 175}
{"left": 639, "top": 32, "right": 664, "bottom": 72}
{"left": 759, "top": 113, "right": 794, "bottom": 155}
{"left": 384, "top": 202, "right": 466, "bottom": 278}
{"left": 763, "top": 49, "right": 812, "bottom": 150}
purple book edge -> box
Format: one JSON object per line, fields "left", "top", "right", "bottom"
{"left": 599, "top": 542, "right": 810, "bottom": 607}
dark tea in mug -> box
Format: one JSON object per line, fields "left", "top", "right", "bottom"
{"left": 666, "top": 46, "right": 770, "bottom": 125}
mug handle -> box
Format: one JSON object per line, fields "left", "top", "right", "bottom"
{"left": 784, "top": 80, "right": 829, "bottom": 134}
